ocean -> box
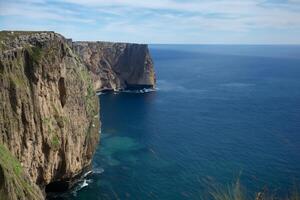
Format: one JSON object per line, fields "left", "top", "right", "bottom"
{"left": 64, "top": 45, "right": 300, "bottom": 199}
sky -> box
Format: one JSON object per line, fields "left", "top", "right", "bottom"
{"left": 0, "top": 0, "right": 300, "bottom": 44}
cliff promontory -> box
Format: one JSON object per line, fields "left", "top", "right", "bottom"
{"left": 72, "top": 41, "right": 156, "bottom": 91}
{"left": 0, "top": 30, "right": 156, "bottom": 200}
{"left": 0, "top": 31, "right": 99, "bottom": 199}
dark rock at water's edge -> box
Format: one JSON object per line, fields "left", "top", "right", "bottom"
{"left": 0, "top": 31, "right": 156, "bottom": 199}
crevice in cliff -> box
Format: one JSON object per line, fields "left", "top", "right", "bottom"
{"left": 8, "top": 78, "right": 18, "bottom": 113}
{"left": 58, "top": 77, "right": 67, "bottom": 108}
{"left": 0, "top": 166, "right": 4, "bottom": 189}
{"left": 0, "top": 60, "right": 4, "bottom": 74}
{"left": 21, "top": 103, "right": 29, "bottom": 150}
{"left": 24, "top": 49, "right": 39, "bottom": 84}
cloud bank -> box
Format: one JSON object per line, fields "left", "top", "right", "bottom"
{"left": 0, "top": 0, "right": 300, "bottom": 44}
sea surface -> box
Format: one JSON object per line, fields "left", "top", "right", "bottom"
{"left": 69, "top": 45, "right": 300, "bottom": 199}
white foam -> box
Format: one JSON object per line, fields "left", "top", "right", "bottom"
{"left": 71, "top": 179, "right": 92, "bottom": 196}
{"left": 83, "top": 170, "right": 92, "bottom": 177}
{"left": 80, "top": 179, "right": 89, "bottom": 189}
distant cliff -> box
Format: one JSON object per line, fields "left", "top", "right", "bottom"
{"left": 0, "top": 31, "right": 99, "bottom": 199}
{"left": 72, "top": 41, "right": 156, "bottom": 91}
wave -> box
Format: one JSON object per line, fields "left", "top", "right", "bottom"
{"left": 83, "top": 170, "right": 92, "bottom": 177}
{"left": 79, "top": 179, "right": 89, "bottom": 189}
{"left": 71, "top": 179, "right": 92, "bottom": 196}
{"left": 71, "top": 168, "right": 104, "bottom": 196}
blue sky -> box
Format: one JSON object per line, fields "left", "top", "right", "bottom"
{"left": 0, "top": 0, "right": 300, "bottom": 44}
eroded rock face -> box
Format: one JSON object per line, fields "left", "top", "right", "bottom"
{"left": 72, "top": 41, "right": 156, "bottom": 91}
{"left": 0, "top": 31, "right": 99, "bottom": 199}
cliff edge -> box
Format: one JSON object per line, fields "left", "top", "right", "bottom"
{"left": 0, "top": 31, "right": 99, "bottom": 199}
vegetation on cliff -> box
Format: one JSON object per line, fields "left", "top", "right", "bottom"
{"left": 0, "top": 144, "right": 43, "bottom": 200}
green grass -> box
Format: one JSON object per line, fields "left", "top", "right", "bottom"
{"left": 43, "top": 117, "right": 62, "bottom": 150}
{"left": 51, "top": 135, "right": 60, "bottom": 150}
{"left": 206, "top": 178, "right": 300, "bottom": 200}
{"left": 0, "top": 144, "right": 43, "bottom": 200}
{"left": 78, "top": 68, "right": 98, "bottom": 117}
{"left": 27, "top": 46, "right": 43, "bottom": 64}
{"left": 9, "top": 73, "right": 26, "bottom": 89}
{"left": 0, "top": 144, "right": 22, "bottom": 176}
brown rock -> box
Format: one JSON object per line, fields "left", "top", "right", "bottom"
{"left": 0, "top": 31, "right": 100, "bottom": 199}
{"left": 72, "top": 41, "right": 156, "bottom": 91}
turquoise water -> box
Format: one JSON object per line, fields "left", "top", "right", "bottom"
{"left": 68, "top": 45, "right": 300, "bottom": 199}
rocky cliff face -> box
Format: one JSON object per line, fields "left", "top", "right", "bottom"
{"left": 0, "top": 31, "right": 99, "bottom": 199}
{"left": 72, "top": 41, "right": 156, "bottom": 91}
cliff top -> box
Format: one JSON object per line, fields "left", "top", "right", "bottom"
{"left": 73, "top": 41, "right": 147, "bottom": 46}
{"left": 0, "top": 31, "right": 63, "bottom": 51}
{"left": 0, "top": 31, "right": 55, "bottom": 41}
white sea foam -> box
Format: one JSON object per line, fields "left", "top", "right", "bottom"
{"left": 83, "top": 170, "right": 92, "bottom": 177}
{"left": 80, "top": 179, "right": 89, "bottom": 189}
{"left": 71, "top": 179, "right": 93, "bottom": 196}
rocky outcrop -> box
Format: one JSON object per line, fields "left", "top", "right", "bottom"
{"left": 72, "top": 41, "right": 156, "bottom": 91}
{"left": 0, "top": 31, "right": 99, "bottom": 199}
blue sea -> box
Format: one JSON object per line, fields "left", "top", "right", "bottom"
{"left": 70, "top": 45, "right": 300, "bottom": 199}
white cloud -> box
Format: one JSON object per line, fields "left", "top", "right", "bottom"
{"left": 1, "top": 0, "right": 300, "bottom": 43}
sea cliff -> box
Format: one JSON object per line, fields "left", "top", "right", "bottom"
{"left": 0, "top": 31, "right": 155, "bottom": 199}
{"left": 72, "top": 41, "right": 156, "bottom": 91}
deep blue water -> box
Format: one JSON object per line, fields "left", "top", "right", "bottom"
{"left": 75, "top": 45, "right": 300, "bottom": 199}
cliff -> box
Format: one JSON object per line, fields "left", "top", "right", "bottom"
{"left": 0, "top": 31, "right": 99, "bottom": 199}
{"left": 72, "top": 41, "right": 156, "bottom": 91}
{"left": 0, "top": 31, "right": 156, "bottom": 199}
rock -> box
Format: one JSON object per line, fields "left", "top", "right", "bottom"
{"left": 72, "top": 41, "right": 156, "bottom": 91}
{"left": 0, "top": 31, "right": 100, "bottom": 199}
